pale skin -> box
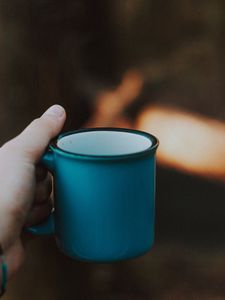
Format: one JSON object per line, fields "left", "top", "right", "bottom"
{"left": 0, "top": 105, "right": 66, "bottom": 279}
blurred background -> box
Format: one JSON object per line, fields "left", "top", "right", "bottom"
{"left": 0, "top": 0, "right": 225, "bottom": 299}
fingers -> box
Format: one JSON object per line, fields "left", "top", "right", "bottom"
{"left": 35, "top": 164, "right": 48, "bottom": 182}
{"left": 25, "top": 200, "right": 53, "bottom": 226}
{"left": 26, "top": 170, "right": 53, "bottom": 226}
{"left": 35, "top": 172, "right": 52, "bottom": 204}
{"left": 3, "top": 105, "right": 66, "bottom": 163}
{"left": 0, "top": 105, "right": 65, "bottom": 262}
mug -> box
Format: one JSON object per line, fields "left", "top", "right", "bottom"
{"left": 28, "top": 128, "right": 159, "bottom": 262}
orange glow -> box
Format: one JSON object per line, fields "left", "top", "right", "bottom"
{"left": 85, "top": 68, "right": 225, "bottom": 182}
{"left": 137, "top": 105, "right": 225, "bottom": 181}
{"left": 86, "top": 70, "right": 143, "bottom": 127}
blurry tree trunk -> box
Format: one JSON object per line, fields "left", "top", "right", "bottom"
{"left": 0, "top": 0, "right": 121, "bottom": 143}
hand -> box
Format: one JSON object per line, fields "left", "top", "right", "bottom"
{"left": 0, "top": 105, "right": 66, "bottom": 278}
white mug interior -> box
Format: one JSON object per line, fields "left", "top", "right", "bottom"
{"left": 57, "top": 130, "right": 152, "bottom": 156}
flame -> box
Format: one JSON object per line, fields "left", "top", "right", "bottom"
{"left": 137, "top": 105, "right": 225, "bottom": 181}
{"left": 85, "top": 70, "right": 143, "bottom": 127}
{"left": 85, "top": 68, "right": 225, "bottom": 182}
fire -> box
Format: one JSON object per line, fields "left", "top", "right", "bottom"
{"left": 86, "top": 70, "right": 143, "bottom": 128}
{"left": 137, "top": 105, "right": 225, "bottom": 181}
{"left": 86, "top": 70, "right": 225, "bottom": 182}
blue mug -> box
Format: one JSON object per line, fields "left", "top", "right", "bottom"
{"left": 28, "top": 128, "right": 159, "bottom": 262}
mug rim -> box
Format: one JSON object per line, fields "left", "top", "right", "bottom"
{"left": 50, "top": 127, "right": 159, "bottom": 160}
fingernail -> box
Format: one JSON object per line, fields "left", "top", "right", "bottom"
{"left": 43, "top": 105, "right": 65, "bottom": 118}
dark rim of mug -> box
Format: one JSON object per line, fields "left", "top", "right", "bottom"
{"left": 49, "top": 128, "right": 159, "bottom": 160}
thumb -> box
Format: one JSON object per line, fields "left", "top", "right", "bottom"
{"left": 6, "top": 105, "right": 66, "bottom": 163}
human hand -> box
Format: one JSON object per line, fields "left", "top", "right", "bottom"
{"left": 0, "top": 105, "right": 66, "bottom": 278}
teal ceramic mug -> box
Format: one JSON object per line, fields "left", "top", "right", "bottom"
{"left": 28, "top": 128, "right": 159, "bottom": 262}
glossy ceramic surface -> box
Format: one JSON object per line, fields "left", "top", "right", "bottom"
{"left": 28, "top": 128, "right": 158, "bottom": 262}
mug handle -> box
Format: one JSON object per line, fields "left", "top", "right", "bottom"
{"left": 26, "top": 150, "right": 55, "bottom": 235}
